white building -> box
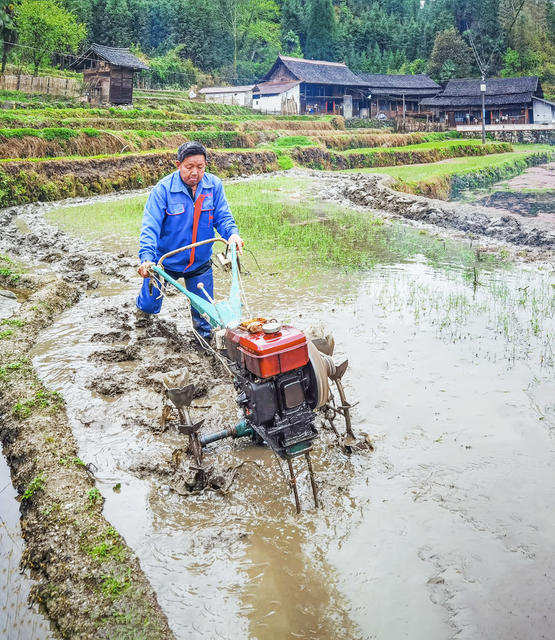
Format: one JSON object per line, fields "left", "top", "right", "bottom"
{"left": 532, "top": 97, "right": 555, "bottom": 124}
{"left": 199, "top": 85, "right": 254, "bottom": 107}
{"left": 252, "top": 81, "right": 300, "bottom": 115}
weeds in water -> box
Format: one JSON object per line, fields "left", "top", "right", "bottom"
{"left": 22, "top": 472, "right": 45, "bottom": 500}
{"left": 0, "top": 329, "right": 14, "bottom": 339}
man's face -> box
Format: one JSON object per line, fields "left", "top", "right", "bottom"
{"left": 177, "top": 154, "right": 206, "bottom": 187}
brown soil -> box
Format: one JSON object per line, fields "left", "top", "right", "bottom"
{"left": 0, "top": 271, "right": 173, "bottom": 639}
{"left": 291, "top": 143, "right": 511, "bottom": 170}
{"left": 478, "top": 191, "right": 555, "bottom": 217}
{"left": 0, "top": 150, "right": 278, "bottom": 207}
{"left": 502, "top": 162, "right": 555, "bottom": 189}
{"left": 0, "top": 131, "right": 261, "bottom": 160}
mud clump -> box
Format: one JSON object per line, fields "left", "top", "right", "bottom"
{"left": 87, "top": 372, "right": 133, "bottom": 396}
{"left": 88, "top": 344, "right": 139, "bottom": 363}
{"left": 89, "top": 330, "right": 131, "bottom": 343}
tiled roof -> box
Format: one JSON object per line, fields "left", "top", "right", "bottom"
{"left": 253, "top": 81, "right": 300, "bottom": 95}
{"left": 421, "top": 76, "right": 541, "bottom": 108}
{"left": 441, "top": 76, "right": 538, "bottom": 96}
{"left": 260, "top": 55, "right": 368, "bottom": 86}
{"left": 71, "top": 43, "right": 149, "bottom": 70}
{"left": 200, "top": 85, "right": 254, "bottom": 94}
{"left": 357, "top": 73, "right": 440, "bottom": 93}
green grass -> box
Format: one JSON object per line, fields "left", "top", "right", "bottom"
{"left": 345, "top": 147, "right": 553, "bottom": 180}
{"left": 13, "top": 390, "right": 64, "bottom": 419}
{"left": 341, "top": 138, "right": 482, "bottom": 155}
{"left": 22, "top": 472, "right": 46, "bottom": 500}
{"left": 273, "top": 135, "right": 318, "bottom": 148}
{"left": 47, "top": 175, "right": 506, "bottom": 274}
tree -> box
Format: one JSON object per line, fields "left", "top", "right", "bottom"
{"left": 1, "top": 1, "right": 18, "bottom": 72}
{"left": 218, "top": 0, "right": 280, "bottom": 81}
{"left": 427, "top": 28, "right": 473, "bottom": 81}
{"left": 282, "top": 30, "right": 303, "bottom": 56}
{"left": 15, "top": 0, "right": 85, "bottom": 75}
{"left": 304, "top": 0, "right": 336, "bottom": 60}
{"left": 281, "top": 0, "right": 305, "bottom": 49}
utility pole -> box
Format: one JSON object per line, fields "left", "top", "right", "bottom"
{"left": 480, "top": 77, "right": 486, "bottom": 144}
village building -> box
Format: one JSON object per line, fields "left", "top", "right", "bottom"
{"left": 355, "top": 73, "right": 440, "bottom": 119}
{"left": 70, "top": 43, "right": 149, "bottom": 105}
{"left": 421, "top": 77, "right": 555, "bottom": 127}
{"left": 199, "top": 85, "right": 254, "bottom": 107}
{"left": 252, "top": 55, "right": 369, "bottom": 117}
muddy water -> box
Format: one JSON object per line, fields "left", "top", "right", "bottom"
{"left": 30, "top": 255, "right": 554, "bottom": 639}
{"left": 0, "top": 454, "right": 54, "bottom": 640}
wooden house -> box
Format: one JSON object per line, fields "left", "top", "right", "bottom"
{"left": 70, "top": 43, "right": 149, "bottom": 105}
{"left": 355, "top": 73, "right": 440, "bottom": 118}
{"left": 420, "top": 77, "right": 555, "bottom": 127}
{"left": 253, "top": 55, "right": 369, "bottom": 116}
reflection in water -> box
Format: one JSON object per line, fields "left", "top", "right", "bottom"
{"left": 30, "top": 253, "right": 554, "bottom": 640}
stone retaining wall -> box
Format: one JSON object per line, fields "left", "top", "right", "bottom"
{"left": 461, "top": 129, "right": 554, "bottom": 145}
{"left": 0, "top": 150, "right": 278, "bottom": 207}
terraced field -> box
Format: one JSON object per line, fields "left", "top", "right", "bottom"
{"left": 0, "top": 88, "right": 550, "bottom": 207}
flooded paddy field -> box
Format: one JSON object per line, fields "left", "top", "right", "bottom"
{"left": 464, "top": 162, "right": 555, "bottom": 221}
{"left": 1, "top": 172, "right": 554, "bottom": 639}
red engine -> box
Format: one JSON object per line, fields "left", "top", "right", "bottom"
{"left": 224, "top": 322, "right": 320, "bottom": 458}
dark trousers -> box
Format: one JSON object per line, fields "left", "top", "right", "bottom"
{"left": 136, "top": 263, "right": 213, "bottom": 338}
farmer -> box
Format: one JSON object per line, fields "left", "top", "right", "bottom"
{"left": 136, "top": 141, "right": 244, "bottom": 340}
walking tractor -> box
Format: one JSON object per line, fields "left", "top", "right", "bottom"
{"left": 149, "top": 238, "right": 358, "bottom": 513}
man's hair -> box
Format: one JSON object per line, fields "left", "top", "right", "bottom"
{"left": 177, "top": 141, "right": 207, "bottom": 163}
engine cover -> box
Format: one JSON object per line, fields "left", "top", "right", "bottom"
{"left": 225, "top": 325, "right": 309, "bottom": 379}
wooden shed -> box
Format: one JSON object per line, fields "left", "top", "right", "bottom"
{"left": 70, "top": 43, "right": 149, "bottom": 105}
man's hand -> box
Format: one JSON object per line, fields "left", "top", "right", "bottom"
{"left": 228, "top": 234, "right": 244, "bottom": 255}
{"left": 137, "top": 260, "right": 154, "bottom": 278}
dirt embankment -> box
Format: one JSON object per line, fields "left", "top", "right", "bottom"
{"left": 0, "top": 131, "right": 273, "bottom": 159}
{"left": 0, "top": 269, "right": 173, "bottom": 638}
{"left": 291, "top": 142, "right": 512, "bottom": 170}
{"left": 321, "top": 171, "right": 555, "bottom": 256}
{"left": 0, "top": 149, "right": 278, "bottom": 207}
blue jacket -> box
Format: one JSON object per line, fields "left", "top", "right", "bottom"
{"left": 138, "top": 170, "right": 239, "bottom": 272}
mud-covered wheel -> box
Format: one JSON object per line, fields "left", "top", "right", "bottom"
{"left": 305, "top": 340, "right": 330, "bottom": 410}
